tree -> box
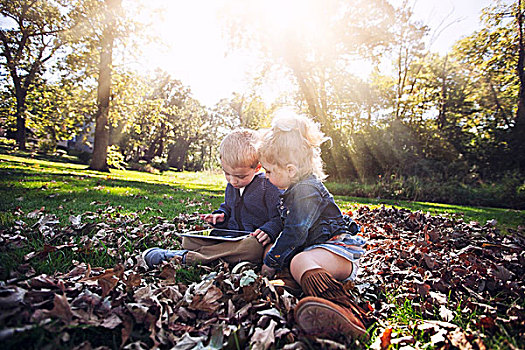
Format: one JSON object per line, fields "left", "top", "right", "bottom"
{"left": 25, "top": 78, "right": 93, "bottom": 150}
{"left": 514, "top": 0, "right": 525, "bottom": 170}
{"left": 112, "top": 71, "right": 219, "bottom": 171}
{"left": 88, "top": 0, "right": 121, "bottom": 172}
{"left": 222, "top": 0, "right": 395, "bottom": 178}
{"left": 453, "top": 0, "right": 521, "bottom": 174}
{"left": 388, "top": 3, "right": 429, "bottom": 122}
{"left": 0, "top": 0, "right": 71, "bottom": 150}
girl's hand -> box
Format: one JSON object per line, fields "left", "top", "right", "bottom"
{"left": 200, "top": 213, "right": 225, "bottom": 225}
{"left": 251, "top": 229, "right": 270, "bottom": 246}
{"left": 261, "top": 264, "right": 276, "bottom": 278}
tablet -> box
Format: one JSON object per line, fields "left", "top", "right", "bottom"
{"left": 179, "top": 228, "right": 251, "bottom": 242}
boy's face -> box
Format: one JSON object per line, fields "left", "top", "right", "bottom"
{"left": 222, "top": 163, "right": 261, "bottom": 189}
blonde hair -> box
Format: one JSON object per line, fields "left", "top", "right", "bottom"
{"left": 219, "top": 129, "right": 260, "bottom": 168}
{"left": 258, "top": 109, "right": 329, "bottom": 181}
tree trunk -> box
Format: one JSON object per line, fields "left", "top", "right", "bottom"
{"left": 289, "top": 63, "right": 349, "bottom": 178}
{"left": 89, "top": 0, "right": 120, "bottom": 172}
{"left": 167, "top": 139, "right": 190, "bottom": 170}
{"left": 514, "top": 0, "right": 525, "bottom": 170}
{"left": 437, "top": 55, "right": 448, "bottom": 130}
{"left": 15, "top": 88, "right": 27, "bottom": 150}
{"left": 143, "top": 122, "right": 166, "bottom": 162}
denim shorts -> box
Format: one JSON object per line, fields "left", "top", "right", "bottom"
{"left": 303, "top": 233, "right": 366, "bottom": 282}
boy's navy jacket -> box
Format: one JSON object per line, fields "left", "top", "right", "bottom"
{"left": 212, "top": 173, "right": 283, "bottom": 242}
{"left": 263, "top": 175, "right": 360, "bottom": 270}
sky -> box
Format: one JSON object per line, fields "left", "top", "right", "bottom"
{"left": 139, "top": 0, "right": 495, "bottom": 107}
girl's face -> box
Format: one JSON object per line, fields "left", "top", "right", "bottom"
{"left": 262, "top": 162, "right": 294, "bottom": 190}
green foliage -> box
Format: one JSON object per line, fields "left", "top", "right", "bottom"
{"left": 110, "top": 70, "right": 222, "bottom": 171}
{"left": 0, "top": 0, "right": 84, "bottom": 149}
{"left": 106, "top": 145, "right": 125, "bottom": 170}
{"left": 0, "top": 138, "right": 16, "bottom": 147}
{"left": 328, "top": 171, "right": 525, "bottom": 210}
{"left": 68, "top": 149, "right": 92, "bottom": 164}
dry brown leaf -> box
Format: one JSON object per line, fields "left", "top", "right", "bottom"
{"left": 250, "top": 319, "right": 277, "bottom": 350}
{"left": 415, "top": 282, "right": 431, "bottom": 297}
{"left": 159, "top": 264, "right": 178, "bottom": 284}
{"left": 448, "top": 328, "right": 474, "bottom": 350}
{"left": 380, "top": 327, "right": 392, "bottom": 350}
{"left": 125, "top": 273, "right": 142, "bottom": 290}
{"left": 189, "top": 285, "right": 223, "bottom": 313}
{"left": 47, "top": 293, "right": 74, "bottom": 324}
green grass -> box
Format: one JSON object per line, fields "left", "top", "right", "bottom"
{"left": 0, "top": 153, "right": 226, "bottom": 225}
{"left": 1, "top": 152, "right": 523, "bottom": 233}
{"left": 0, "top": 152, "right": 228, "bottom": 277}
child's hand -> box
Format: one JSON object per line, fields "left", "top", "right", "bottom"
{"left": 251, "top": 229, "right": 271, "bottom": 246}
{"left": 200, "top": 213, "right": 225, "bottom": 225}
{"left": 261, "top": 264, "right": 276, "bottom": 278}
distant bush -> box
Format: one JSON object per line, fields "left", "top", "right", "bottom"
{"left": 0, "top": 138, "right": 16, "bottom": 147}
{"left": 37, "top": 140, "right": 56, "bottom": 154}
{"left": 127, "top": 160, "right": 160, "bottom": 174}
{"left": 151, "top": 156, "right": 169, "bottom": 171}
{"left": 326, "top": 173, "right": 525, "bottom": 209}
{"left": 67, "top": 149, "right": 91, "bottom": 164}
{"left": 107, "top": 145, "right": 126, "bottom": 170}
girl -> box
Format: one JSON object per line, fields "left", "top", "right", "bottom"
{"left": 258, "top": 110, "right": 368, "bottom": 338}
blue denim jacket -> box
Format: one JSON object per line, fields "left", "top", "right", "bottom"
{"left": 263, "top": 175, "right": 359, "bottom": 270}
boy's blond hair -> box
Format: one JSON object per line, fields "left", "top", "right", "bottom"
{"left": 219, "top": 129, "right": 260, "bottom": 168}
{"left": 259, "top": 109, "right": 329, "bottom": 181}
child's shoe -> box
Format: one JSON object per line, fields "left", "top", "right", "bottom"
{"left": 294, "top": 296, "right": 367, "bottom": 338}
{"left": 272, "top": 269, "right": 302, "bottom": 296}
{"left": 142, "top": 247, "right": 187, "bottom": 268}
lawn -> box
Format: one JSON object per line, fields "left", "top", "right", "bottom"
{"left": 0, "top": 151, "right": 523, "bottom": 349}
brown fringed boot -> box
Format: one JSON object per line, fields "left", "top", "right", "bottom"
{"left": 294, "top": 268, "right": 368, "bottom": 338}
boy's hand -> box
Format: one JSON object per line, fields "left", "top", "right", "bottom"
{"left": 200, "top": 213, "right": 225, "bottom": 225}
{"left": 261, "top": 264, "right": 276, "bottom": 278}
{"left": 251, "top": 229, "right": 271, "bottom": 246}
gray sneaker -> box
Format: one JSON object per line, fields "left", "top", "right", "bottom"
{"left": 142, "top": 247, "right": 187, "bottom": 268}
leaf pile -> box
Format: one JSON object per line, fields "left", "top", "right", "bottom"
{"left": 0, "top": 204, "right": 524, "bottom": 349}
{"left": 354, "top": 205, "right": 525, "bottom": 349}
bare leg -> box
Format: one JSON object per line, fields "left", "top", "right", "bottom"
{"left": 290, "top": 248, "right": 353, "bottom": 283}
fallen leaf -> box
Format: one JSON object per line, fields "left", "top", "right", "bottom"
{"left": 173, "top": 333, "right": 207, "bottom": 350}
{"left": 189, "top": 285, "right": 223, "bottom": 313}
{"left": 430, "top": 329, "right": 447, "bottom": 345}
{"left": 439, "top": 305, "right": 454, "bottom": 322}
{"left": 448, "top": 328, "right": 474, "bottom": 349}
{"left": 250, "top": 319, "right": 277, "bottom": 350}
{"left": 100, "top": 313, "right": 122, "bottom": 329}
{"left": 380, "top": 328, "right": 392, "bottom": 350}
{"left": 491, "top": 265, "right": 513, "bottom": 282}
{"left": 47, "top": 294, "right": 74, "bottom": 324}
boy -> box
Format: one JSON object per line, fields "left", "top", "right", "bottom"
{"left": 143, "top": 129, "right": 282, "bottom": 268}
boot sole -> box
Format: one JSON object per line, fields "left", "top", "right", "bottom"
{"left": 294, "top": 297, "right": 366, "bottom": 337}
